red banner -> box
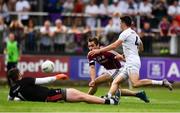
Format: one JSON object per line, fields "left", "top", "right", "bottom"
{"left": 0, "top": 55, "right": 70, "bottom": 78}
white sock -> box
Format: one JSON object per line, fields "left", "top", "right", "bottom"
{"left": 152, "top": 80, "right": 163, "bottom": 85}
{"left": 107, "top": 93, "right": 112, "bottom": 98}
{"left": 110, "top": 99, "right": 115, "bottom": 105}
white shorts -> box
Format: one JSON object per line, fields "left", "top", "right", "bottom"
{"left": 118, "top": 64, "right": 140, "bottom": 79}
{"left": 100, "top": 67, "right": 123, "bottom": 80}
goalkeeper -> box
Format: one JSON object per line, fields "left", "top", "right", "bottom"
{"left": 7, "top": 68, "right": 119, "bottom": 105}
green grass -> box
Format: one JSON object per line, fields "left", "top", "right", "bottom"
{"left": 0, "top": 86, "right": 180, "bottom": 112}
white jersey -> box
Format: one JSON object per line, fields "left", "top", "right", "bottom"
{"left": 118, "top": 28, "right": 141, "bottom": 67}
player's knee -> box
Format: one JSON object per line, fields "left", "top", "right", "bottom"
{"left": 131, "top": 81, "right": 139, "bottom": 88}
{"left": 76, "top": 94, "right": 86, "bottom": 100}
{"left": 112, "top": 80, "right": 119, "bottom": 86}
{"left": 69, "top": 88, "right": 86, "bottom": 100}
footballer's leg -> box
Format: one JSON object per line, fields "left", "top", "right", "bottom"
{"left": 107, "top": 73, "right": 125, "bottom": 97}
{"left": 129, "top": 72, "right": 172, "bottom": 90}
{"left": 88, "top": 73, "right": 112, "bottom": 95}
{"left": 66, "top": 88, "right": 119, "bottom": 105}
{"left": 120, "top": 89, "right": 150, "bottom": 103}
{"left": 129, "top": 72, "right": 152, "bottom": 88}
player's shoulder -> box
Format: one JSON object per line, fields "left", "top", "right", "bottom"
{"left": 21, "top": 77, "right": 34, "bottom": 80}
{"left": 119, "top": 28, "right": 132, "bottom": 37}
{"left": 125, "top": 28, "right": 135, "bottom": 34}
{"left": 19, "top": 77, "right": 35, "bottom": 85}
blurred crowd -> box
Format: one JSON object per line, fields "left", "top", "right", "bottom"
{"left": 0, "top": 0, "right": 180, "bottom": 55}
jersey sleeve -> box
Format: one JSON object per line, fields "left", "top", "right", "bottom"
{"left": 118, "top": 30, "right": 130, "bottom": 41}
{"left": 87, "top": 55, "right": 95, "bottom": 66}
{"left": 20, "top": 77, "right": 36, "bottom": 85}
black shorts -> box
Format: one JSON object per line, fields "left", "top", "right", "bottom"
{"left": 46, "top": 88, "right": 66, "bottom": 102}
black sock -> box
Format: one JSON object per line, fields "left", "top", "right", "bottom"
{"left": 104, "top": 99, "right": 110, "bottom": 104}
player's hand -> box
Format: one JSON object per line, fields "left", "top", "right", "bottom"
{"left": 56, "top": 74, "right": 69, "bottom": 80}
{"left": 114, "top": 54, "right": 125, "bottom": 61}
{"left": 88, "top": 49, "right": 100, "bottom": 56}
{"left": 89, "top": 80, "right": 95, "bottom": 87}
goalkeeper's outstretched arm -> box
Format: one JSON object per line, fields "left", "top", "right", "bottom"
{"left": 35, "top": 74, "right": 68, "bottom": 85}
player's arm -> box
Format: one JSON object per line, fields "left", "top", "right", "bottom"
{"left": 109, "top": 50, "right": 125, "bottom": 61}
{"left": 89, "top": 40, "right": 123, "bottom": 56}
{"left": 138, "top": 40, "right": 144, "bottom": 53}
{"left": 99, "top": 40, "right": 122, "bottom": 53}
{"left": 7, "top": 95, "right": 21, "bottom": 101}
{"left": 7, "top": 92, "right": 21, "bottom": 101}
{"left": 7, "top": 95, "right": 14, "bottom": 101}
{"left": 89, "top": 65, "right": 96, "bottom": 87}
{"left": 35, "top": 74, "right": 68, "bottom": 85}
{"left": 88, "top": 55, "right": 96, "bottom": 87}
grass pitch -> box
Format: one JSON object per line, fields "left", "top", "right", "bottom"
{"left": 0, "top": 86, "right": 180, "bottom": 112}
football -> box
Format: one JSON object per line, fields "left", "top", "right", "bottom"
{"left": 41, "top": 60, "right": 55, "bottom": 73}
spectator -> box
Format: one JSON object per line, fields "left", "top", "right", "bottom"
{"left": 9, "top": 19, "right": 24, "bottom": 45}
{"left": 15, "top": 0, "right": 31, "bottom": 26}
{"left": 99, "top": 0, "right": 110, "bottom": 15}
{"left": 104, "top": 18, "right": 117, "bottom": 35}
{"left": 159, "top": 16, "right": 171, "bottom": 40}
{"left": 47, "top": 0, "right": 63, "bottom": 23}
{"left": 0, "top": 16, "right": 8, "bottom": 53}
{"left": 44, "top": 0, "right": 63, "bottom": 13}
{"left": 53, "top": 19, "right": 67, "bottom": 53}
{"left": 74, "top": 0, "right": 84, "bottom": 13}
{"left": 63, "top": 0, "right": 74, "bottom": 13}
{"left": 82, "top": 25, "right": 92, "bottom": 51}
{"left": 7, "top": 0, "right": 17, "bottom": 11}
{"left": 24, "top": 19, "right": 38, "bottom": 52}
{"left": 169, "top": 19, "right": 180, "bottom": 55}
{"left": 105, "top": 18, "right": 120, "bottom": 44}
{"left": 108, "top": 0, "right": 121, "bottom": 16}
{"left": 28, "top": 0, "right": 39, "bottom": 12}
{"left": 73, "top": 0, "right": 85, "bottom": 28}
{"left": 99, "top": 0, "right": 110, "bottom": 26}
{"left": 159, "top": 16, "right": 171, "bottom": 54}
{"left": 139, "top": 0, "right": 152, "bottom": 17}
{"left": 40, "top": 20, "right": 54, "bottom": 52}
{"left": 4, "top": 32, "right": 21, "bottom": 87}
{"left": 140, "top": 22, "right": 154, "bottom": 53}
{"left": 152, "top": 0, "right": 168, "bottom": 19}
{"left": 68, "top": 22, "right": 84, "bottom": 53}
{"left": 168, "top": 0, "right": 180, "bottom": 17}
{"left": 0, "top": 0, "right": 9, "bottom": 23}
{"left": 66, "top": 23, "right": 81, "bottom": 53}
{"left": 118, "top": 0, "right": 129, "bottom": 15}
{"left": 111, "top": 12, "right": 121, "bottom": 33}
{"left": 126, "top": 0, "right": 138, "bottom": 16}
{"left": 85, "top": 0, "right": 99, "bottom": 28}
{"left": 175, "top": 15, "right": 180, "bottom": 25}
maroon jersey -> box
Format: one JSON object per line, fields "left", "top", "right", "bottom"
{"left": 159, "top": 21, "right": 170, "bottom": 36}
{"left": 87, "top": 51, "right": 121, "bottom": 70}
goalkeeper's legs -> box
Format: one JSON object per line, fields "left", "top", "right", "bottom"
{"left": 66, "top": 88, "right": 119, "bottom": 105}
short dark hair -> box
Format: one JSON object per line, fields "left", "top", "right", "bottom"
{"left": 88, "top": 37, "right": 99, "bottom": 46}
{"left": 7, "top": 68, "right": 20, "bottom": 81}
{"left": 120, "top": 16, "right": 132, "bottom": 26}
